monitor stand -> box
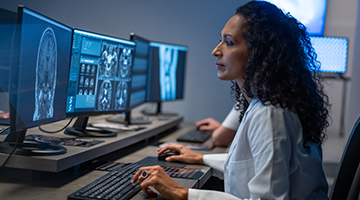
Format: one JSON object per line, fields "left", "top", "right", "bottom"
{"left": 105, "top": 111, "right": 152, "bottom": 125}
{"left": 0, "top": 100, "right": 66, "bottom": 156}
{"left": 0, "top": 128, "right": 67, "bottom": 156}
{"left": 64, "top": 116, "right": 117, "bottom": 137}
{"left": 141, "top": 102, "right": 178, "bottom": 117}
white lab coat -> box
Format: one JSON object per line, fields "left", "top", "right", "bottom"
{"left": 188, "top": 99, "right": 329, "bottom": 200}
{"left": 222, "top": 105, "right": 241, "bottom": 131}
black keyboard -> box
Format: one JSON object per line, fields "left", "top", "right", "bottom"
{"left": 176, "top": 129, "right": 212, "bottom": 143}
{"left": 67, "top": 164, "right": 142, "bottom": 200}
{"left": 68, "top": 161, "right": 204, "bottom": 200}
{"left": 96, "top": 161, "right": 204, "bottom": 179}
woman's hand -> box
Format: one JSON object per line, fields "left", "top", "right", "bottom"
{"left": 131, "top": 166, "right": 188, "bottom": 200}
{"left": 158, "top": 143, "right": 204, "bottom": 164}
{"left": 195, "top": 118, "right": 221, "bottom": 130}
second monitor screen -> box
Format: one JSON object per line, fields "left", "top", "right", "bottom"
{"left": 147, "top": 42, "right": 187, "bottom": 102}
{"left": 66, "top": 29, "right": 136, "bottom": 115}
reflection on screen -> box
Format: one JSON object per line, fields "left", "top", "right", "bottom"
{"left": 66, "top": 29, "right": 136, "bottom": 115}
{"left": 310, "top": 36, "right": 348, "bottom": 73}
{"left": 14, "top": 7, "right": 72, "bottom": 130}
{"left": 262, "top": 0, "right": 327, "bottom": 36}
{"left": 147, "top": 42, "right": 187, "bottom": 102}
{"left": 0, "top": 8, "right": 17, "bottom": 93}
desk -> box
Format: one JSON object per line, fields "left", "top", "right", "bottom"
{"left": 0, "top": 117, "right": 227, "bottom": 200}
{"left": 0, "top": 114, "right": 182, "bottom": 173}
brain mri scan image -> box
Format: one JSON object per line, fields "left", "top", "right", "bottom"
{"left": 115, "top": 81, "right": 128, "bottom": 110}
{"left": 97, "top": 79, "right": 112, "bottom": 111}
{"left": 99, "top": 42, "right": 118, "bottom": 78}
{"left": 119, "top": 48, "right": 132, "bottom": 78}
{"left": 33, "top": 27, "right": 57, "bottom": 121}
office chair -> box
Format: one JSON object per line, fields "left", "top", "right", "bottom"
{"left": 330, "top": 116, "right": 360, "bottom": 200}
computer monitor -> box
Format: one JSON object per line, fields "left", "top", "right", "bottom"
{"left": 106, "top": 33, "right": 152, "bottom": 125}
{"left": 145, "top": 41, "right": 187, "bottom": 115}
{"left": 0, "top": 6, "right": 72, "bottom": 155}
{"left": 261, "top": 0, "right": 327, "bottom": 36}
{"left": 65, "top": 29, "right": 136, "bottom": 136}
{"left": 0, "top": 8, "right": 17, "bottom": 93}
{"left": 129, "top": 33, "right": 149, "bottom": 109}
{"left": 310, "top": 36, "right": 348, "bottom": 74}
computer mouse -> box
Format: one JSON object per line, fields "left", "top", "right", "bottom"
{"left": 158, "top": 151, "right": 180, "bottom": 161}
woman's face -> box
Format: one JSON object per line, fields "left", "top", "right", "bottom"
{"left": 212, "top": 14, "right": 248, "bottom": 86}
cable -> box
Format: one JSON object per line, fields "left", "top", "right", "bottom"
{"left": 38, "top": 118, "right": 74, "bottom": 134}
{"left": 0, "top": 128, "right": 19, "bottom": 175}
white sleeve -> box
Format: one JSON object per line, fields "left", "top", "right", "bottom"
{"left": 189, "top": 189, "right": 259, "bottom": 200}
{"left": 222, "top": 106, "right": 240, "bottom": 131}
{"left": 246, "top": 105, "right": 296, "bottom": 199}
{"left": 203, "top": 154, "right": 227, "bottom": 179}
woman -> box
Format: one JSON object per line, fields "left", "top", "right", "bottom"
{"left": 132, "top": 1, "right": 330, "bottom": 199}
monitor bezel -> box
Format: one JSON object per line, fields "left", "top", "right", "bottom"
{"left": 65, "top": 28, "right": 136, "bottom": 118}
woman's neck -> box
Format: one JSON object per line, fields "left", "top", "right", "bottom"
{"left": 236, "top": 79, "right": 252, "bottom": 104}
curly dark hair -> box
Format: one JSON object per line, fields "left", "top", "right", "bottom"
{"left": 233, "top": 1, "right": 330, "bottom": 150}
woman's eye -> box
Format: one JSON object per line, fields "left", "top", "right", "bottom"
{"left": 226, "top": 40, "right": 233, "bottom": 45}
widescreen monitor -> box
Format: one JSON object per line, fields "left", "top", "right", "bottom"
{"left": 145, "top": 41, "right": 187, "bottom": 115}
{"left": 0, "top": 6, "right": 72, "bottom": 155}
{"left": 310, "top": 36, "right": 348, "bottom": 73}
{"left": 65, "top": 29, "right": 136, "bottom": 136}
{"left": 261, "top": 0, "right": 327, "bottom": 36}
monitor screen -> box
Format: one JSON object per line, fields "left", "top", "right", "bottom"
{"left": 147, "top": 42, "right": 187, "bottom": 102}
{"left": 66, "top": 29, "right": 136, "bottom": 116}
{"left": 12, "top": 6, "right": 72, "bottom": 131}
{"left": 310, "top": 36, "right": 348, "bottom": 73}
{"left": 0, "top": 6, "right": 72, "bottom": 155}
{"left": 261, "top": 0, "right": 327, "bottom": 36}
{"left": 0, "top": 8, "right": 17, "bottom": 93}
{"left": 129, "top": 33, "right": 149, "bottom": 108}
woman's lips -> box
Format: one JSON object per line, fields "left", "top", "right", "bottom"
{"left": 216, "top": 62, "right": 224, "bottom": 70}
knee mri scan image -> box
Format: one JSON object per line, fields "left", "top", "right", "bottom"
{"left": 33, "top": 27, "right": 57, "bottom": 121}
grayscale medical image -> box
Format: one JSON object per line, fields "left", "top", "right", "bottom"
{"left": 99, "top": 43, "right": 118, "bottom": 78}
{"left": 119, "top": 48, "right": 132, "bottom": 78}
{"left": 97, "top": 79, "right": 112, "bottom": 111}
{"left": 159, "top": 46, "right": 178, "bottom": 101}
{"left": 114, "top": 81, "right": 128, "bottom": 110}
{"left": 33, "top": 27, "right": 57, "bottom": 121}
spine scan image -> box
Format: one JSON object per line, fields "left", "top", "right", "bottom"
{"left": 33, "top": 27, "right": 57, "bottom": 121}
{"left": 159, "top": 46, "right": 178, "bottom": 101}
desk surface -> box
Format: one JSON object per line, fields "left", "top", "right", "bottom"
{"left": 0, "top": 113, "right": 183, "bottom": 172}
{"left": 0, "top": 116, "right": 227, "bottom": 200}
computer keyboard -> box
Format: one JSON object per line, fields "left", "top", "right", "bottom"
{"left": 67, "top": 165, "right": 142, "bottom": 200}
{"left": 176, "top": 129, "right": 212, "bottom": 143}
{"left": 68, "top": 160, "right": 204, "bottom": 200}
